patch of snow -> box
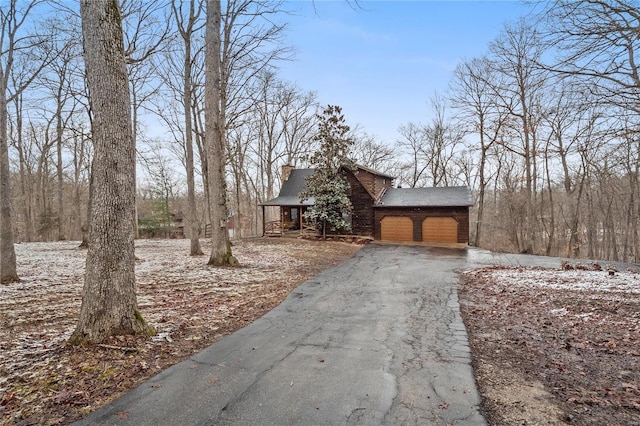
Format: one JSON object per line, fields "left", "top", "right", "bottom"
{"left": 550, "top": 308, "right": 569, "bottom": 316}
{"left": 487, "top": 269, "right": 640, "bottom": 294}
{"left": 1, "top": 238, "right": 342, "bottom": 394}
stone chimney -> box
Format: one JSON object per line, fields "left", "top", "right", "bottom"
{"left": 281, "top": 164, "right": 293, "bottom": 181}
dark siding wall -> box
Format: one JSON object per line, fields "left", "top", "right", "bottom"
{"left": 352, "top": 169, "right": 376, "bottom": 197}
{"left": 344, "top": 170, "right": 375, "bottom": 235}
{"left": 350, "top": 169, "right": 393, "bottom": 200}
{"left": 374, "top": 175, "right": 393, "bottom": 197}
{"left": 373, "top": 207, "right": 470, "bottom": 243}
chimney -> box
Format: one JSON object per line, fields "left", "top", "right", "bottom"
{"left": 281, "top": 164, "right": 293, "bottom": 181}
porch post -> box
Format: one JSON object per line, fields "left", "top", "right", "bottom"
{"left": 280, "top": 207, "right": 284, "bottom": 233}
{"left": 261, "top": 205, "right": 265, "bottom": 237}
{"left": 299, "top": 204, "right": 303, "bottom": 231}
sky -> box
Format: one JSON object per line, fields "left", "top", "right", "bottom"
{"left": 277, "top": 1, "right": 536, "bottom": 145}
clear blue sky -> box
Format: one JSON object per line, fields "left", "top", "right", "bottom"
{"left": 278, "top": 1, "right": 535, "bottom": 144}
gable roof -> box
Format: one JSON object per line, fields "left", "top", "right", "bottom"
{"left": 260, "top": 168, "right": 315, "bottom": 206}
{"left": 352, "top": 164, "right": 395, "bottom": 180}
{"left": 261, "top": 165, "right": 395, "bottom": 207}
{"left": 377, "top": 186, "right": 473, "bottom": 207}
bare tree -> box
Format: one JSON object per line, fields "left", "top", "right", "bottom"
{"left": 219, "top": 0, "right": 291, "bottom": 133}
{"left": 537, "top": 81, "right": 603, "bottom": 256}
{"left": 423, "top": 94, "right": 464, "bottom": 187}
{"left": 279, "top": 87, "right": 318, "bottom": 167}
{"left": 122, "top": 0, "right": 171, "bottom": 143}
{"left": 1, "top": 0, "right": 53, "bottom": 283}
{"left": 8, "top": 91, "right": 36, "bottom": 242}
{"left": 348, "top": 125, "right": 397, "bottom": 176}
{"left": 70, "top": 0, "right": 152, "bottom": 344}
{"left": 246, "top": 72, "right": 317, "bottom": 200}
{"left": 204, "top": 0, "right": 235, "bottom": 265}
{"left": 540, "top": 0, "right": 640, "bottom": 261}
{"left": 224, "top": 72, "right": 317, "bottom": 237}
{"left": 37, "top": 22, "right": 83, "bottom": 241}
{"left": 169, "top": 0, "right": 205, "bottom": 254}
{"left": 227, "top": 122, "right": 257, "bottom": 236}
{"left": 397, "top": 122, "right": 428, "bottom": 188}
{"left": 352, "top": 135, "right": 396, "bottom": 176}
{"left": 139, "top": 141, "right": 181, "bottom": 237}
{"left": 26, "top": 116, "right": 57, "bottom": 241}
{"left": 543, "top": 0, "right": 640, "bottom": 114}
{"left": 69, "top": 123, "right": 92, "bottom": 242}
{"left": 203, "top": 0, "right": 291, "bottom": 264}
{"left": 488, "top": 20, "right": 548, "bottom": 253}
{"left": 450, "top": 56, "right": 510, "bottom": 246}
{"left": 120, "top": 0, "right": 171, "bottom": 239}
{"left": 396, "top": 95, "right": 463, "bottom": 188}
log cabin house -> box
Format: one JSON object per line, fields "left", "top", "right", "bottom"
{"left": 260, "top": 165, "right": 473, "bottom": 244}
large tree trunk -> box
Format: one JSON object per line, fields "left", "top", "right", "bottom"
{"left": 0, "top": 2, "right": 18, "bottom": 282}
{"left": 70, "top": 0, "right": 152, "bottom": 344}
{"left": 205, "top": 0, "right": 235, "bottom": 266}
{"left": 181, "top": 0, "right": 203, "bottom": 256}
{"left": 0, "top": 90, "right": 19, "bottom": 283}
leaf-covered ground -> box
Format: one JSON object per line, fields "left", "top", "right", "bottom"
{"left": 5, "top": 241, "right": 639, "bottom": 426}
{"left": 0, "top": 238, "right": 361, "bottom": 425}
{"left": 460, "top": 265, "right": 640, "bottom": 425}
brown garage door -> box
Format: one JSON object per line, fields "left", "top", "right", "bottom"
{"left": 422, "top": 217, "right": 458, "bottom": 243}
{"left": 380, "top": 216, "right": 414, "bottom": 242}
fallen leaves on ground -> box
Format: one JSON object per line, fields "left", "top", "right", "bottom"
{"left": 460, "top": 265, "right": 640, "bottom": 426}
{"left": 0, "top": 237, "right": 360, "bottom": 425}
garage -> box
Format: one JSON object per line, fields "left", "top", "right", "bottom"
{"left": 422, "top": 217, "right": 458, "bottom": 243}
{"left": 380, "top": 216, "right": 413, "bottom": 242}
{"left": 374, "top": 187, "right": 473, "bottom": 244}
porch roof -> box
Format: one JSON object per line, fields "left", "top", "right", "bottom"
{"left": 260, "top": 168, "right": 315, "bottom": 206}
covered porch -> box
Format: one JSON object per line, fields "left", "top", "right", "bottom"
{"left": 260, "top": 205, "right": 318, "bottom": 237}
{"left": 259, "top": 168, "right": 317, "bottom": 237}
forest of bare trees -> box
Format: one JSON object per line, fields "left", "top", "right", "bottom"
{"left": 1, "top": 0, "right": 639, "bottom": 267}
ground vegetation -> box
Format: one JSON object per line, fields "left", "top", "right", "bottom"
{"left": 0, "top": 238, "right": 360, "bottom": 425}
{"left": 460, "top": 264, "right": 640, "bottom": 425}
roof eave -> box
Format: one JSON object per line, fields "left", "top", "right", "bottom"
{"left": 352, "top": 164, "right": 396, "bottom": 180}
{"left": 374, "top": 204, "right": 473, "bottom": 208}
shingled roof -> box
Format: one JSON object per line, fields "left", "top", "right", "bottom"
{"left": 262, "top": 167, "right": 473, "bottom": 208}
{"left": 260, "top": 169, "right": 315, "bottom": 206}
{"left": 377, "top": 186, "right": 473, "bottom": 207}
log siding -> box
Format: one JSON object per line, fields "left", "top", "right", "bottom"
{"left": 343, "top": 169, "right": 376, "bottom": 235}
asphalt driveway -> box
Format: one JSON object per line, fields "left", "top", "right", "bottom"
{"left": 75, "top": 244, "right": 562, "bottom": 426}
